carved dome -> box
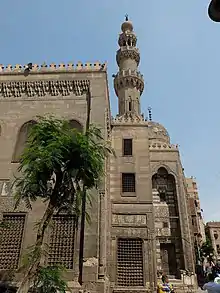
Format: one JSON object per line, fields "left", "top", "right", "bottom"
{"left": 147, "top": 121, "right": 170, "bottom": 144}
{"left": 121, "top": 20, "right": 133, "bottom": 33}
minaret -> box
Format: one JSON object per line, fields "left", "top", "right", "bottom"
{"left": 114, "top": 16, "right": 144, "bottom": 117}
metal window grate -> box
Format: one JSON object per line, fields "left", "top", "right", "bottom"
{"left": 122, "top": 173, "right": 135, "bottom": 193}
{"left": 123, "top": 139, "right": 132, "bottom": 156}
{"left": 117, "top": 238, "right": 144, "bottom": 287}
{"left": 0, "top": 214, "right": 25, "bottom": 269}
{"left": 48, "top": 215, "right": 75, "bottom": 269}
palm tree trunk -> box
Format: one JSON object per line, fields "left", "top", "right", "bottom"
{"left": 17, "top": 200, "right": 55, "bottom": 293}
{"left": 78, "top": 88, "right": 91, "bottom": 285}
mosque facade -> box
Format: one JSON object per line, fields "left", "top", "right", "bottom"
{"left": 0, "top": 18, "right": 196, "bottom": 293}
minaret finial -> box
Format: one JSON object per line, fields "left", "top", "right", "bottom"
{"left": 148, "top": 107, "right": 152, "bottom": 121}
{"left": 125, "top": 14, "right": 129, "bottom": 21}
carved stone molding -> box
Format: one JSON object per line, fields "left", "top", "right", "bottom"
{"left": 114, "top": 70, "right": 144, "bottom": 96}
{"left": 105, "top": 109, "right": 111, "bottom": 139}
{"left": 113, "top": 288, "right": 148, "bottom": 293}
{"left": 0, "top": 79, "right": 90, "bottom": 98}
{"left": 112, "top": 112, "right": 146, "bottom": 125}
{"left": 116, "top": 47, "right": 140, "bottom": 66}
{"left": 149, "top": 143, "right": 179, "bottom": 151}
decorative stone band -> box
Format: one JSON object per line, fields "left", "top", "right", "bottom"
{"left": 113, "top": 288, "right": 148, "bottom": 293}
{"left": 116, "top": 47, "right": 140, "bottom": 66}
{"left": 0, "top": 79, "right": 90, "bottom": 98}
{"left": 0, "top": 62, "right": 107, "bottom": 74}
{"left": 114, "top": 69, "right": 144, "bottom": 96}
{"left": 149, "top": 143, "right": 179, "bottom": 151}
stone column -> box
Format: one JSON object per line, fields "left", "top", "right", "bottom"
{"left": 147, "top": 212, "right": 157, "bottom": 293}
{"left": 98, "top": 190, "right": 105, "bottom": 279}
{"left": 176, "top": 168, "right": 194, "bottom": 273}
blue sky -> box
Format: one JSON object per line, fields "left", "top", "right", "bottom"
{"left": 1, "top": 0, "right": 219, "bottom": 221}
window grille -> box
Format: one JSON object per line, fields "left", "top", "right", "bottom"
{"left": 117, "top": 238, "right": 144, "bottom": 287}
{"left": 0, "top": 214, "right": 25, "bottom": 269}
{"left": 122, "top": 173, "right": 136, "bottom": 193}
{"left": 48, "top": 215, "right": 75, "bottom": 269}
{"left": 123, "top": 139, "right": 133, "bottom": 156}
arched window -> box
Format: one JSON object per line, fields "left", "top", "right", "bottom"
{"left": 69, "top": 119, "right": 83, "bottom": 132}
{"left": 152, "top": 167, "right": 168, "bottom": 189}
{"left": 12, "top": 120, "right": 37, "bottom": 163}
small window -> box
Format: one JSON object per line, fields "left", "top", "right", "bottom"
{"left": 122, "top": 173, "right": 135, "bottom": 193}
{"left": 163, "top": 222, "right": 169, "bottom": 228}
{"left": 128, "top": 101, "right": 132, "bottom": 111}
{"left": 123, "top": 139, "right": 132, "bottom": 156}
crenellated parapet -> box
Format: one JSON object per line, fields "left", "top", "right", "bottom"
{"left": 116, "top": 47, "right": 140, "bottom": 66}
{"left": 0, "top": 62, "right": 107, "bottom": 75}
{"left": 0, "top": 79, "right": 90, "bottom": 98}
{"left": 149, "top": 142, "right": 179, "bottom": 151}
{"left": 114, "top": 69, "right": 144, "bottom": 96}
{"left": 111, "top": 112, "right": 146, "bottom": 125}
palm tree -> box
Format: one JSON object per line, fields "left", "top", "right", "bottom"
{"left": 14, "top": 115, "right": 113, "bottom": 293}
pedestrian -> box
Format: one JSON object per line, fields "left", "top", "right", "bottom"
{"left": 157, "top": 275, "right": 175, "bottom": 293}
{"left": 203, "top": 272, "right": 220, "bottom": 292}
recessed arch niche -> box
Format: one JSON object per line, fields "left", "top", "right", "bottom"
{"left": 152, "top": 166, "right": 184, "bottom": 277}
{"left": 12, "top": 120, "right": 37, "bottom": 163}
{"left": 69, "top": 119, "right": 83, "bottom": 132}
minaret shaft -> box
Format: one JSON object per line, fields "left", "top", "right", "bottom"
{"left": 114, "top": 17, "right": 144, "bottom": 116}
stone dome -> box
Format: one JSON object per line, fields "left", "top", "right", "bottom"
{"left": 147, "top": 121, "right": 170, "bottom": 144}
{"left": 121, "top": 20, "right": 133, "bottom": 32}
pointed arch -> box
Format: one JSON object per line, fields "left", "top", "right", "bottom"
{"left": 69, "top": 119, "right": 83, "bottom": 132}
{"left": 12, "top": 120, "right": 37, "bottom": 163}
{"left": 151, "top": 163, "right": 174, "bottom": 177}
{"left": 152, "top": 165, "right": 184, "bottom": 276}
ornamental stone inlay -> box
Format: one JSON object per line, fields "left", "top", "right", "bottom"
{"left": 112, "top": 214, "right": 147, "bottom": 226}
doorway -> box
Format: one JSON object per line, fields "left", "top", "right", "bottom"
{"left": 160, "top": 243, "right": 177, "bottom": 277}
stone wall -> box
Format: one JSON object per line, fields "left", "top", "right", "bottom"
{"left": 0, "top": 66, "right": 110, "bottom": 292}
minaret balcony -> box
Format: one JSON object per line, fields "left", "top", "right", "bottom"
{"left": 118, "top": 32, "right": 137, "bottom": 47}
{"left": 116, "top": 47, "right": 140, "bottom": 66}
{"left": 114, "top": 69, "right": 144, "bottom": 96}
